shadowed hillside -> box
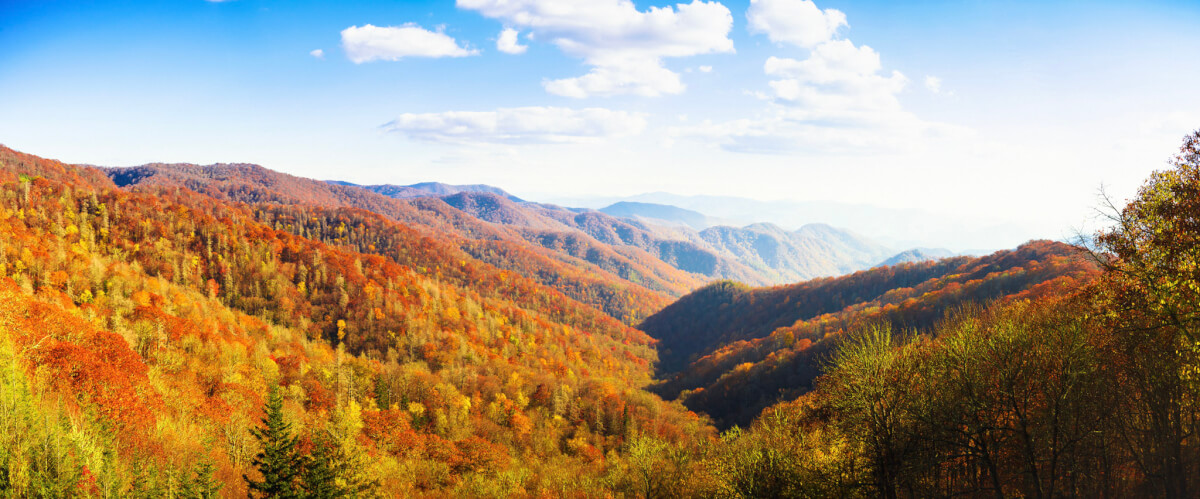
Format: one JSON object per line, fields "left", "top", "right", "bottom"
{"left": 641, "top": 240, "right": 1099, "bottom": 427}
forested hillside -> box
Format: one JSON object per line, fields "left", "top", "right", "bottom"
{"left": 642, "top": 240, "right": 1093, "bottom": 375}
{"left": 653, "top": 130, "right": 1200, "bottom": 498}
{"left": 1, "top": 131, "right": 1198, "bottom": 498}
{"left": 356, "top": 183, "right": 898, "bottom": 286}
{"left": 0, "top": 146, "right": 710, "bottom": 497}
{"left": 643, "top": 240, "right": 1098, "bottom": 427}
{"left": 105, "top": 161, "right": 690, "bottom": 324}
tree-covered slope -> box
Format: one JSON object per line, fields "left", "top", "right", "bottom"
{"left": 642, "top": 240, "right": 1099, "bottom": 427}
{"left": 101, "top": 158, "right": 685, "bottom": 323}
{"left": 0, "top": 145, "right": 712, "bottom": 497}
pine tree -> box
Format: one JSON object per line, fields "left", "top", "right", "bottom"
{"left": 301, "top": 430, "right": 378, "bottom": 498}
{"left": 180, "top": 460, "right": 222, "bottom": 498}
{"left": 300, "top": 435, "right": 341, "bottom": 499}
{"left": 244, "top": 387, "right": 305, "bottom": 498}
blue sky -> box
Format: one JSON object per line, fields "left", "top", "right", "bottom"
{"left": 2, "top": 0, "right": 1198, "bottom": 250}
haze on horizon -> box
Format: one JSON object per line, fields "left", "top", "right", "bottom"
{"left": 2, "top": 0, "right": 1198, "bottom": 251}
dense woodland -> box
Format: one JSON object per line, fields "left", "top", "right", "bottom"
{"left": 642, "top": 240, "right": 1098, "bottom": 427}
{"left": 0, "top": 130, "right": 1198, "bottom": 497}
{"left": 109, "top": 162, "right": 694, "bottom": 325}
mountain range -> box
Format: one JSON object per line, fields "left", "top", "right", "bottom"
{"left": 598, "top": 201, "right": 715, "bottom": 230}
{"left": 547, "top": 191, "right": 1036, "bottom": 253}
{"left": 639, "top": 240, "right": 1098, "bottom": 427}
{"left": 329, "top": 180, "right": 526, "bottom": 202}
{"left": 0, "top": 143, "right": 1121, "bottom": 497}
{"left": 104, "top": 160, "right": 933, "bottom": 309}
{"left": 2, "top": 128, "right": 1195, "bottom": 499}
{"left": 326, "top": 182, "right": 923, "bottom": 286}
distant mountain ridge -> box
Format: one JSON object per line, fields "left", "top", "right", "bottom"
{"left": 877, "top": 247, "right": 955, "bottom": 267}
{"left": 697, "top": 222, "right": 892, "bottom": 283}
{"left": 329, "top": 180, "right": 524, "bottom": 202}
{"left": 430, "top": 191, "right": 774, "bottom": 286}
{"left": 431, "top": 192, "right": 896, "bottom": 285}
{"left": 599, "top": 201, "right": 712, "bottom": 230}
{"left": 113, "top": 165, "right": 917, "bottom": 287}
{"left": 547, "top": 191, "right": 1031, "bottom": 253}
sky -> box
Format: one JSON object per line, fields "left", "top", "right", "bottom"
{"left": 2, "top": 0, "right": 1198, "bottom": 251}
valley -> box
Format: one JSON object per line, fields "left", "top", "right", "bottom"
{"left": 3, "top": 134, "right": 1197, "bottom": 496}
{"left": 3, "top": 0, "right": 1196, "bottom": 496}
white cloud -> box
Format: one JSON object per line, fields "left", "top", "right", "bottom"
{"left": 673, "top": 0, "right": 966, "bottom": 155}
{"left": 925, "top": 75, "right": 942, "bottom": 94}
{"left": 698, "top": 65, "right": 713, "bottom": 73}
{"left": 544, "top": 59, "right": 687, "bottom": 98}
{"left": 497, "top": 28, "right": 528, "bottom": 54}
{"left": 672, "top": 108, "right": 970, "bottom": 154}
{"left": 746, "top": 0, "right": 846, "bottom": 48}
{"left": 341, "top": 24, "right": 478, "bottom": 63}
{"left": 310, "top": 49, "right": 325, "bottom": 59}
{"left": 763, "top": 40, "right": 908, "bottom": 113}
{"left": 381, "top": 106, "right": 647, "bottom": 144}
{"left": 457, "top": 0, "right": 735, "bottom": 98}
{"left": 765, "top": 41, "right": 882, "bottom": 83}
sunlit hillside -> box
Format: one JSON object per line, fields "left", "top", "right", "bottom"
{"left": 3, "top": 0, "right": 1199, "bottom": 496}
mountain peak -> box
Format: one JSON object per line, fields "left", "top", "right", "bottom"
{"left": 330, "top": 180, "right": 523, "bottom": 202}
{"left": 599, "top": 201, "right": 711, "bottom": 229}
{"left": 876, "top": 247, "right": 956, "bottom": 267}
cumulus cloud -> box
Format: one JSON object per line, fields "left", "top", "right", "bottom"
{"left": 544, "top": 59, "right": 687, "bottom": 98}
{"left": 341, "top": 24, "right": 478, "bottom": 63}
{"left": 698, "top": 65, "right": 713, "bottom": 73}
{"left": 497, "top": 28, "right": 528, "bottom": 54}
{"left": 763, "top": 40, "right": 908, "bottom": 113}
{"left": 747, "top": 0, "right": 846, "bottom": 48}
{"left": 670, "top": 0, "right": 964, "bottom": 154}
{"left": 381, "top": 106, "right": 647, "bottom": 144}
{"left": 310, "top": 49, "right": 325, "bottom": 59}
{"left": 457, "top": 0, "right": 735, "bottom": 97}
{"left": 747, "top": 1, "right": 909, "bottom": 121}
{"left": 925, "top": 75, "right": 942, "bottom": 94}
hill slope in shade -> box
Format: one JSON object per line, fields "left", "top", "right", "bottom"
{"left": 640, "top": 240, "right": 1099, "bottom": 427}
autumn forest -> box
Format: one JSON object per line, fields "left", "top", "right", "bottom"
{"left": 0, "top": 130, "right": 1197, "bottom": 498}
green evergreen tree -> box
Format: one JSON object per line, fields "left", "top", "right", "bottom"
{"left": 301, "top": 431, "right": 377, "bottom": 498}
{"left": 180, "top": 460, "right": 222, "bottom": 498}
{"left": 244, "top": 387, "right": 305, "bottom": 498}
{"left": 28, "top": 430, "right": 82, "bottom": 498}
{"left": 299, "top": 436, "right": 341, "bottom": 499}
{"left": 126, "top": 460, "right": 166, "bottom": 499}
